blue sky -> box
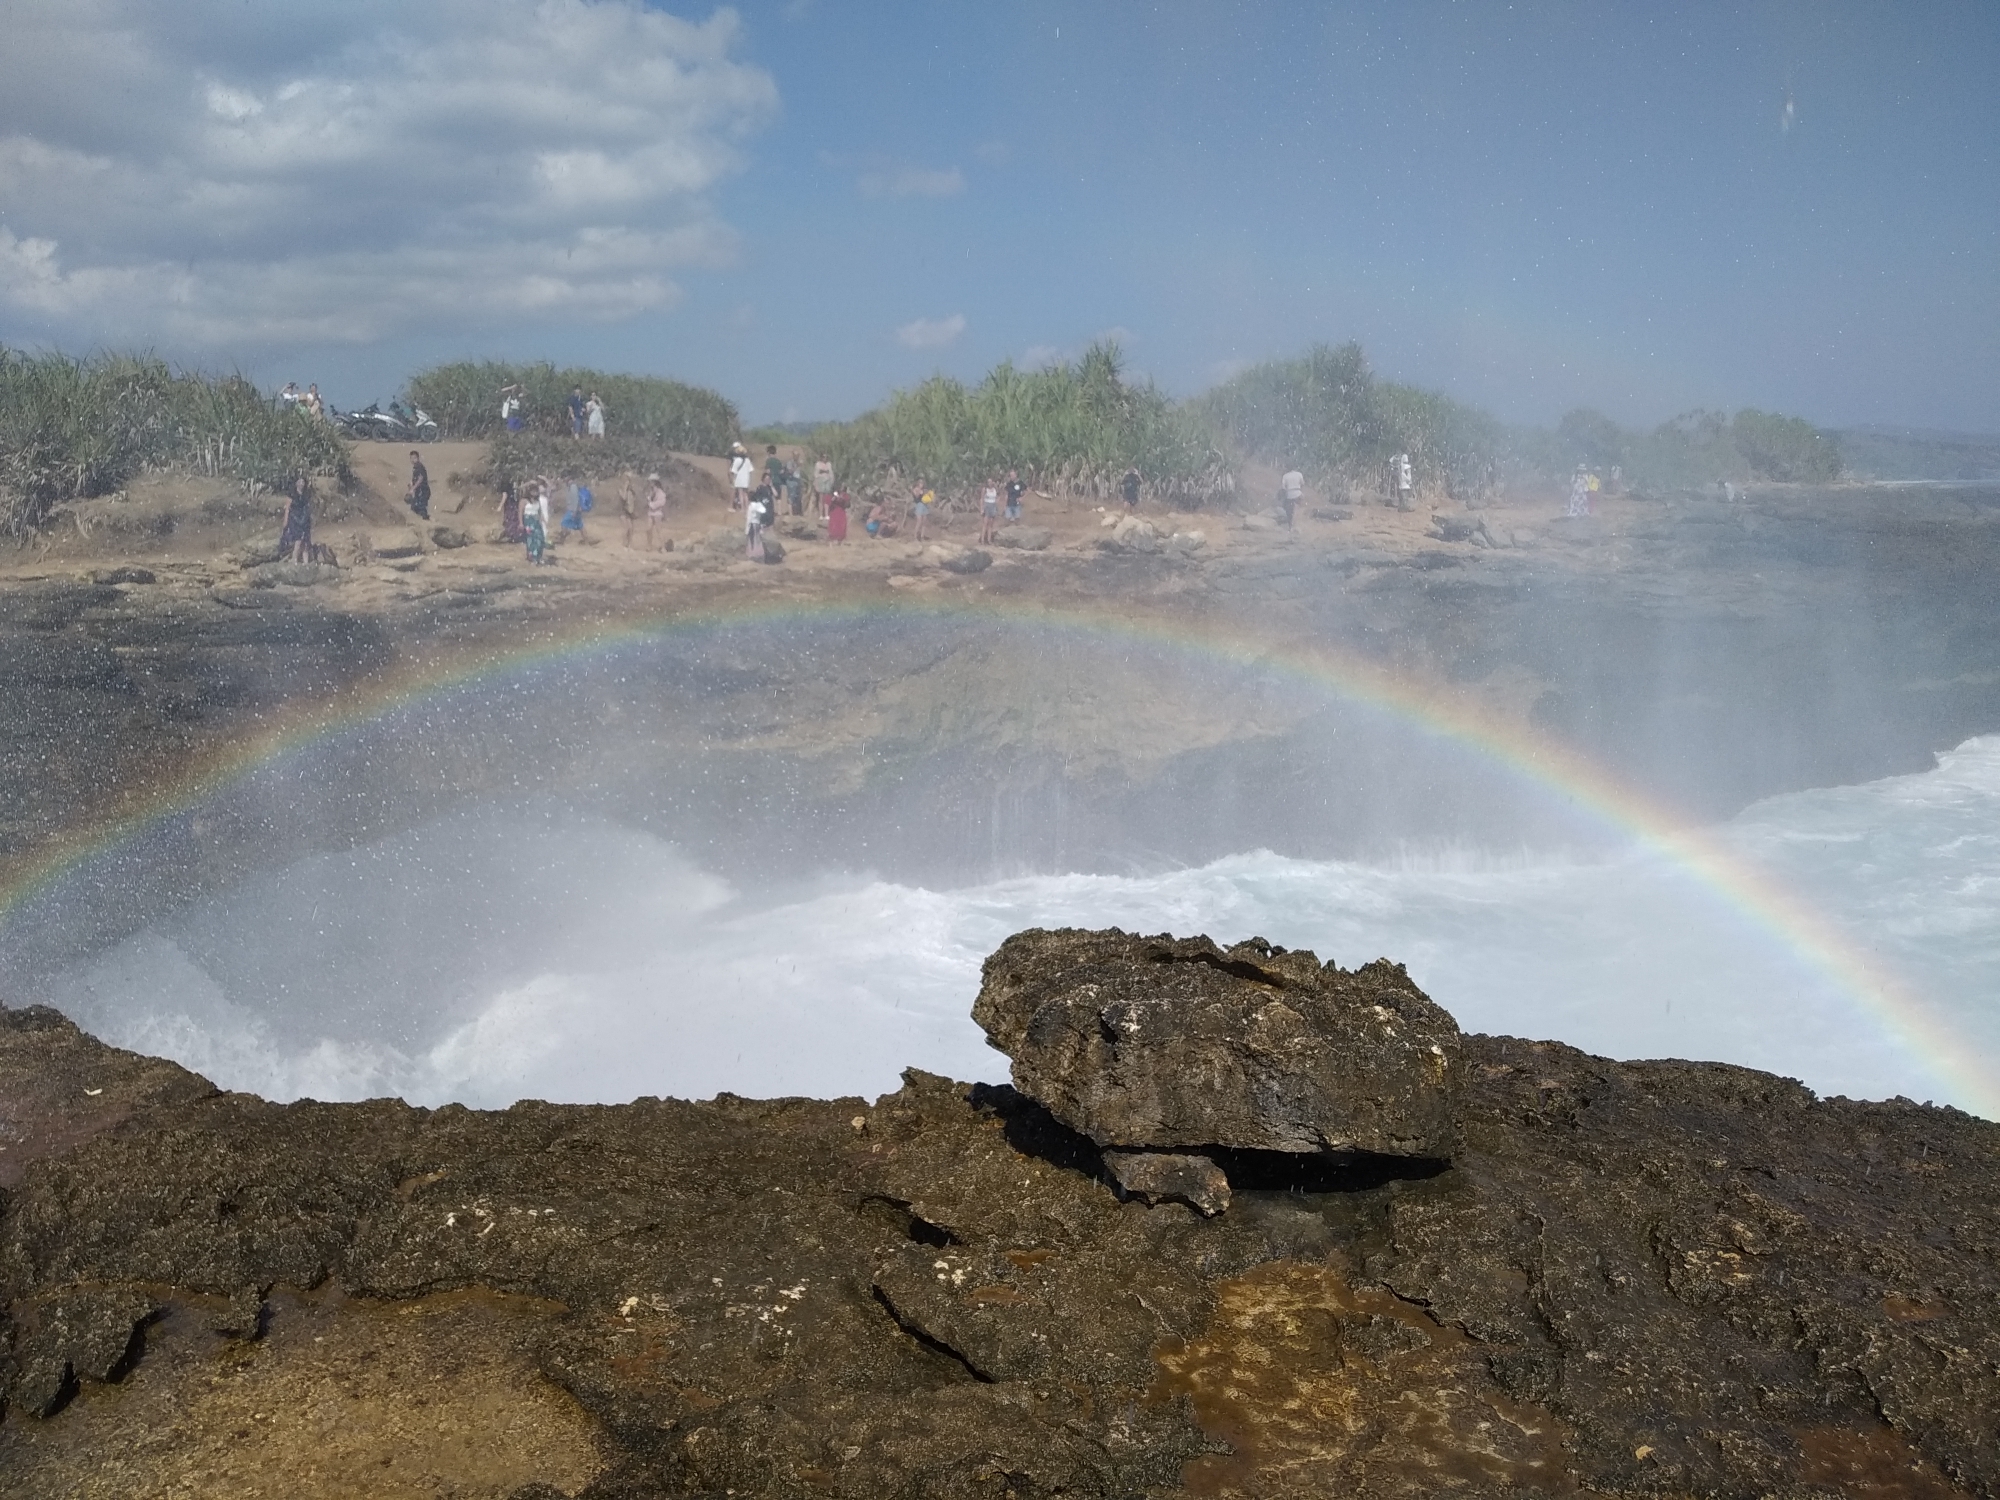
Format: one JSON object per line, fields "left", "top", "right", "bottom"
{"left": 2, "top": 2, "right": 1995, "bottom": 430}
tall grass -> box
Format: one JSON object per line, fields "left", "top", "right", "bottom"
{"left": 810, "top": 343, "right": 1232, "bottom": 506}
{"left": 406, "top": 360, "right": 738, "bottom": 454}
{"left": 1196, "top": 342, "right": 1503, "bottom": 498}
{"left": 0, "top": 347, "right": 350, "bottom": 537}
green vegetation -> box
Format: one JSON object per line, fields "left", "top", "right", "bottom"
{"left": 0, "top": 348, "right": 350, "bottom": 538}
{"left": 406, "top": 360, "right": 738, "bottom": 454}
{"left": 1196, "top": 342, "right": 1504, "bottom": 498}
{"left": 808, "top": 343, "right": 1231, "bottom": 505}
{"left": 1553, "top": 406, "right": 1843, "bottom": 489}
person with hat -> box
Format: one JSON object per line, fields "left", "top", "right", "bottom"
{"left": 728, "top": 441, "right": 755, "bottom": 511}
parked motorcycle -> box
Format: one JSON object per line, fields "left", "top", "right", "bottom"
{"left": 334, "top": 401, "right": 439, "bottom": 442}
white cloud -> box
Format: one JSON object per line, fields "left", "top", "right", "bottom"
{"left": 0, "top": 0, "right": 778, "bottom": 351}
{"left": 897, "top": 314, "right": 966, "bottom": 350}
{"left": 858, "top": 165, "right": 965, "bottom": 199}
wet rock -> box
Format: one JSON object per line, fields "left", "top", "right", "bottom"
{"left": 993, "top": 525, "right": 1052, "bottom": 550}
{"left": 759, "top": 535, "right": 786, "bottom": 564}
{"left": 938, "top": 548, "right": 991, "bottom": 575}
{"left": 972, "top": 928, "right": 1460, "bottom": 1158}
{"left": 1102, "top": 1148, "right": 1231, "bottom": 1215}
{"left": 1429, "top": 513, "right": 1493, "bottom": 545}
{"left": 7, "top": 1289, "right": 160, "bottom": 1416}
{"left": 428, "top": 526, "right": 472, "bottom": 549}
{"left": 204, "top": 1287, "right": 267, "bottom": 1342}
{"left": 89, "top": 566, "right": 156, "bottom": 586}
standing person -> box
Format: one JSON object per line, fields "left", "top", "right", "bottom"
{"left": 500, "top": 384, "right": 524, "bottom": 432}
{"left": 826, "top": 487, "right": 849, "bottom": 543}
{"left": 728, "top": 441, "right": 755, "bottom": 510}
{"left": 524, "top": 481, "right": 551, "bottom": 564}
{"left": 1395, "top": 452, "right": 1414, "bottom": 511}
{"left": 646, "top": 472, "right": 667, "bottom": 550}
{"left": 812, "top": 457, "right": 835, "bottom": 519}
{"left": 568, "top": 386, "right": 586, "bottom": 440}
{"left": 304, "top": 384, "right": 324, "bottom": 419}
{"left": 784, "top": 461, "right": 803, "bottom": 517}
{"left": 978, "top": 476, "right": 1000, "bottom": 544}
{"left": 746, "top": 484, "right": 770, "bottom": 560}
{"left": 619, "top": 475, "right": 638, "bottom": 547}
{"left": 1120, "top": 466, "right": 1141, "bottom": 512}
{"left": 1279, "top": 464, "right": 1305, "bottom": 530}
{"left": 586, "top": 392, "right": 606, "bottom": 439}
{"left": 560, "top": 480, "right": 586, "bottom": 542}
{"left": 763, "top": 444, "right": 786, "bottom": 505}
{"left": 910, "top": 481, "right": 933, "bottom": 542}
{"left": 1567, "top": 466, "right": 1590, "bottom": 518}
{"left": 498, "top": 479, "right": 524, "bottom": 543}
{"left": 1005, "top": 468, "right": 1026, "bottom": 523}
{"left": 278, "top": 475, "right": 313, "bottom": 563}
{"left": 279, "top": 381, "right": 301, "bottom": 408}
{"left": 406, "top": 451, "right": 432, "bottom": 519}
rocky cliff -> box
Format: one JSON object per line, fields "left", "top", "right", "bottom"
{"left": 2, "top": 929, "right": 1995, "bottom": 1498}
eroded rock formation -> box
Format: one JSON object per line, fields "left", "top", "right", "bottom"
{"left": 0, "top": 931, "right": 1996, "bottom": 1498}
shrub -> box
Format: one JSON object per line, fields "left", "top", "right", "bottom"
{"left": 406, "top": 360, "right": 738, "bottom": 454}
{"left": 0, "top": 347, "right": 349, "bottom": 537}
{"left": 809, "top": 343, "right": 1232, "bottom": 506}
{"left": 1197, "top": 343, "right": 1502, "bottom": 498}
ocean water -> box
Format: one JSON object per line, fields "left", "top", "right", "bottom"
{"left": 44, "top": 738, "right": 2000, "bottom": 1118}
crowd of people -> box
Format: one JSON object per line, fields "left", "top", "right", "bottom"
{"left": 726, "top": 442, "right": 1047, "bottom": 558}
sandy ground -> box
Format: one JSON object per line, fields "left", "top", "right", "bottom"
{"left": 6, "top": 436, "right": 1596, "bottom": 608}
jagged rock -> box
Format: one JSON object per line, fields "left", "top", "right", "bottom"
{"left": 7, "top": 1288, "right": 160, "bottom": 1416}
{"left": 972, "top": 927, "right": 1461, "bottom": 1158}
{"left": 204, "top": 1287, "right": 267, "bottom": 1342}
{"left": 1430, "top": 513, "right": 1493, "bottom": 546}
{"left": 1168, "top": 530, "right": 1207, "bottom": 556}
{"left": 1102, "top": 1148, "right": 1231, "bottom": 1215}
{"left": 429, "top": 526, "right": 472, "bottom": 549}
{"left": 248, "top": 561, "right": 340, "bottom": 588}
{"left": 939, "top": 548, "right": 990, "bottom": 574}
{"left": 993, "top": 525, "right": 1052, "bottom": 550}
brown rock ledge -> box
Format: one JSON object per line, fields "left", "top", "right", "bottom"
{"left": 1, "top": 931, "right": 1996, "bottom": 1498}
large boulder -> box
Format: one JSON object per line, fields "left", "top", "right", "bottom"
{"left": 972, "top": 928, "right": 1461, "bottom": 1159}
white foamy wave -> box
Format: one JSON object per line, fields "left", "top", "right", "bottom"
{"left": 44, "top": 741, "right": 2000, "bottom": 1115}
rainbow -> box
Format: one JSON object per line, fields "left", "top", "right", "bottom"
{"left": 4, "top": 592, "right": 1992, "bottom": 1116}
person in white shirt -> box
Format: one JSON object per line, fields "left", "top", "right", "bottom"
{"left": 813, "top": 458, "right": 835, "bottom": 519}
{"left": 1395, "top": 453, "right": 1414, "bottom": 511}
{"left": 728, "top": 442, "right": 755, "bottom": 511}
{"left": 1279, "top": 466, "right": 1305, "bottom": 529}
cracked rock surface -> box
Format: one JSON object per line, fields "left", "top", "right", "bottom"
{"left": 973, "top": 928, "right": 1462, "bottom": 1158}
{"left": 1, "top": 941, "right": 1998, "bottom": 1497}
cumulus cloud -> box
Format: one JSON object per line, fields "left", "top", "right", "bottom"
{"left": 0, "top": 0, "right": 778, "bottom": 350}
{"left": 896, "top": 314, "right": 966, "bottom": 350}
{"left": 858, "top": 166, "right": 965, "bottom": 199}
